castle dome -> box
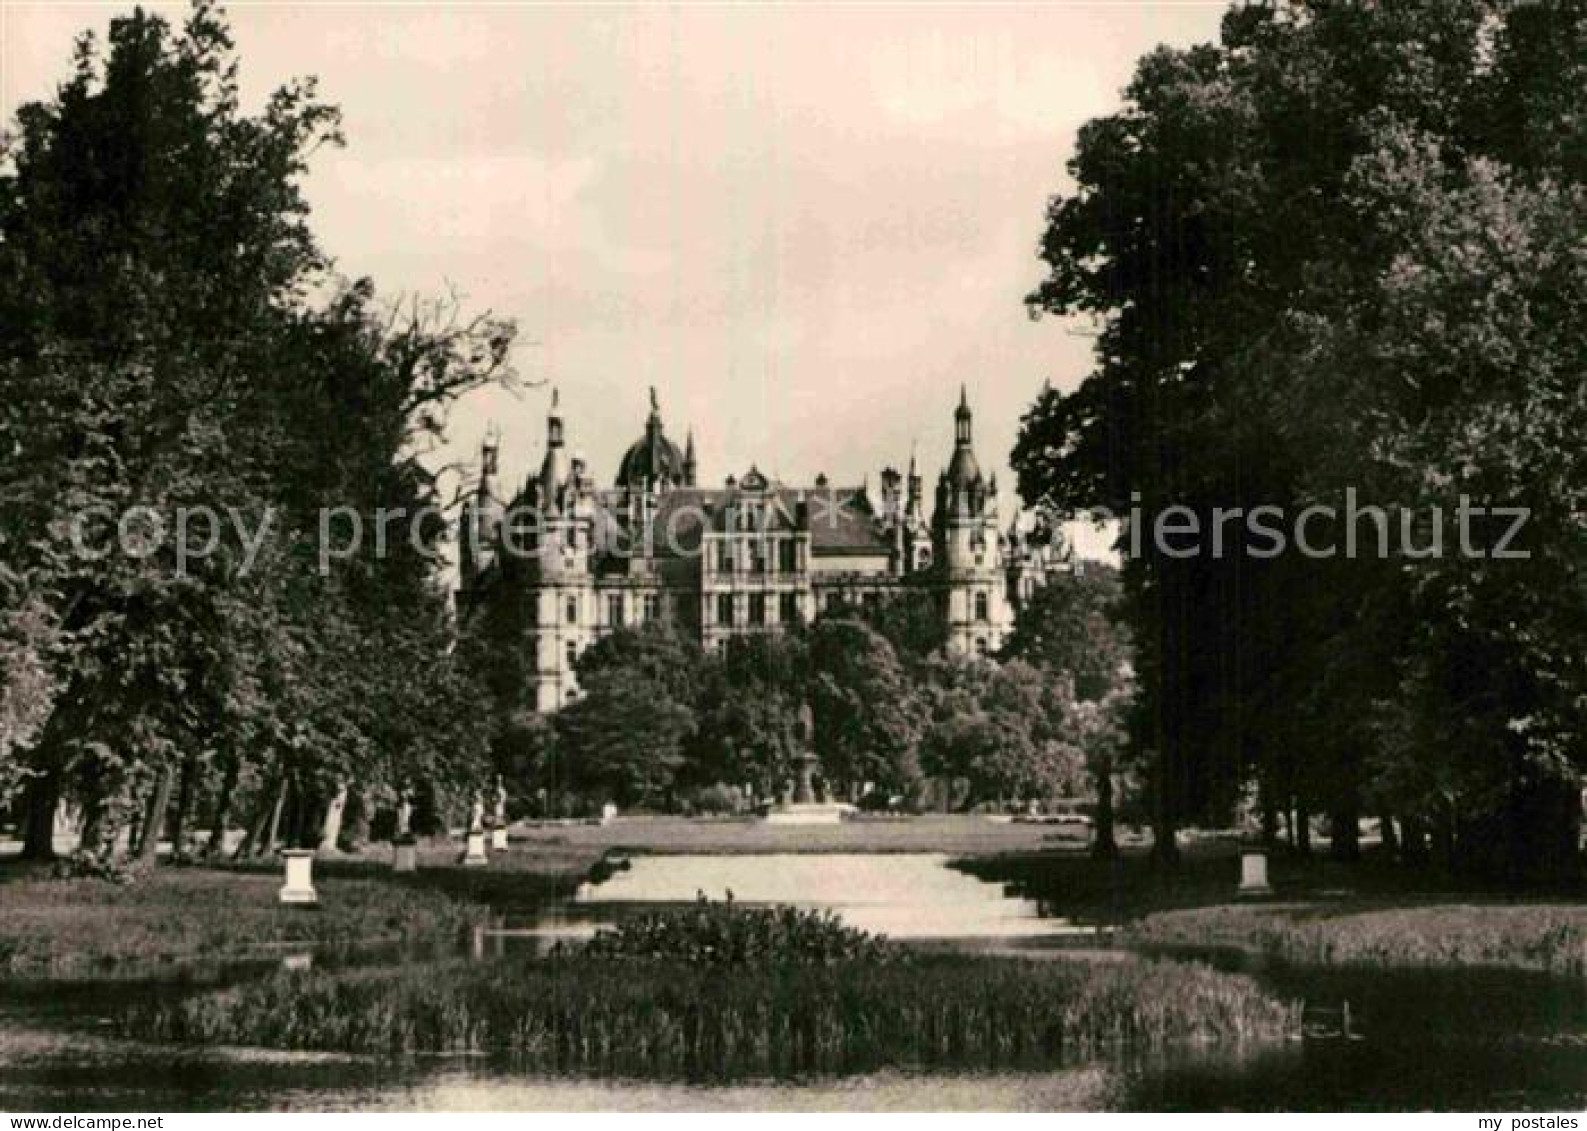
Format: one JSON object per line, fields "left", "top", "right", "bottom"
{"left": 616, "top": 387, "right": 687, "bottom": 488}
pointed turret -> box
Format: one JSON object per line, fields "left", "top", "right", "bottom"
{"left": 683, "top": 429, "right": 698, "bottom": 487}
{"left": 462, "top": 430, "right": 505, "bottom": 584}
{"left": 539, "top": 387, "right": 569, "bottom": 513}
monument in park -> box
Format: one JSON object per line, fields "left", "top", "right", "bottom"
{"left": 763, "top": 702, "right": 850, "bottom": 825}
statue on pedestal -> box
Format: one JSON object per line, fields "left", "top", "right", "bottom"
{"left": 790, "top": 702, "right": 818, "bottom": 804}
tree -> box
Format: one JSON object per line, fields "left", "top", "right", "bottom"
{"left": 555, "top": 672, "right": 694, "bottom": 809}
{"left": 805, "top": 620, "right": 922, "bottom": 794}
{"left": 0, "top": 3, "right": 514, "bottom": 866}
{"left": 691, "top": 633, "right": 809, "bottom": 799}
{"left": 1001, "top": 567, "right": 1135, "bottom": 855}
{"left": 1016, "top": 0, "right": 1587, "bottom": 879}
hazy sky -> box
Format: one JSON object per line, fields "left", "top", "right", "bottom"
{"left": 3, "top": 2, "right": 1227, "bottom": 557}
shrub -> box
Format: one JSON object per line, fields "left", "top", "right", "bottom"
{"left": 681, "top": 783, "right": 746, "bottom": 816}
{"left": 568, "top": 899, "right": 898, "bottom": 965}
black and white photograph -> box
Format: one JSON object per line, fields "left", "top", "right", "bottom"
{"left": 1, "top": 0, "right": 1584, "bottom": 1118}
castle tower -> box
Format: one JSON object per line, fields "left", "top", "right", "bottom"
{"left": 932, "top": 387, "right": 1013, "bottom": 656}
{"left": 539, "top": 387, "right": 571, "bottom": 513}
{"left": 526, "top": 390, "right": 595, "bottom": 711}
{"left": 460, "top": 431, "right": 505, "bottom": 592}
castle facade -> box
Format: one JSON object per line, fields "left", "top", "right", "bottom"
{"left": 457, "top": 388, "right": 1067, "bottom": 712}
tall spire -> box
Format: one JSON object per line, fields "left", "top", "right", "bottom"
{"left": 547, "top": 386, "right": 564, "bottom": 448}
{"left": 683, "top": 428, "right": 698, "bottom": 487}
{"left": 954, "top": 384, "right": 973, "bottom": 447}
{"left": 540, "top": 387, "right": 569, "bottom": 510}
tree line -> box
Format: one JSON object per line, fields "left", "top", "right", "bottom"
{"left": 475, "top": 577, "right": 1135, "bottom": 846}
{"left": 1014, "top": 1, "right": 1586, "bottom": 880}
{"left": 0, "top": 3, "right": 514, "bottom": 868}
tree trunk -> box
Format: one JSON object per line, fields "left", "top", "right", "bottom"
{"left": 169, "top": 754, "right": 199, "bottom": 862}
{"left": 20, "top": 767, "right": 61, "bottom": 860}
{"left": 1260, "top": 785, "right": 1279, "bottom": 849}
{"left": 1432, "top": 802, "right": 1457, "bottom": 873}
{"left": 1400, "top": 814, "right": 1429, "bottom": 867}
{"left": 1378, "top": 812, "right": 1399, "bottom": 854}
{"left": 135, "top": 764, "right": 176, "bottom": 865}
{"left": 1150, "top": 750, "right": 1179, "bottom": 869}
{"left": 1329, "top": 803, "right": 1360, "bottom": 861}
{"left": 317, "top": 781, "right": 348, "bottom": 857}
{"left": 339, "top": 788, "right": 369, "bottom": 853}
{"left": 206, "top": 752, "right": 239, "bottom": 858}
{"left": 1091, "top": 766, "right": 1118, "bottom": 859}
{"left": 1294, "top": 797, "right": 1312, "bottom": 856}
{"left": 260, "top": 776, "right": 288, "bottom": 855}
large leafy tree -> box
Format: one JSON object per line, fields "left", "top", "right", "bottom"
{"left": 1016, "top": 0, "right": 1586, "bottom": 877}
{"left": 0, "top": 3, "right": 512, "bottom": 864}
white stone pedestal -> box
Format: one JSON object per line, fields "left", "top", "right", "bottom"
{"left": 279, "top": 849, "right": 318, "bottom": 905}
{"left": 463, "top": 830, "right": 488, "bottom": 867}
{"left": 1238, "top": 849, "right": 1272, "bottom": 896}
{"left": 763, "top": 802, "right": 848, "bottom": 825}
{"left": 491, "top": 826, "right": 508, "bottom": 851}
{"left": 393, "top": 841, "right": 417, "bottom": 873}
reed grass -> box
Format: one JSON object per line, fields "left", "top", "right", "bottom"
{"left": 138, "top": 953, "right": 1299, "bottom": 1075}
{"left": 570, "top": 900, "right": 898, "bottom": 965}
{"left": 1130, "top": 903, "right": 1587, "bottom": 975}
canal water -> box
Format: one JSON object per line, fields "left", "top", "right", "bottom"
{"left": 3, "top": 853, "right": 1584, "bottom": 1111}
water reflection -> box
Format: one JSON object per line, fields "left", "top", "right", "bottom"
{"left": 4, "top": 850, "right": 1585, "bottom": 1111}
{"left": 503, "top": 852, "right": 1092, "bottom": 943}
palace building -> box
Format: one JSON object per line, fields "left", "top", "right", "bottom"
{"left": 457, "top": 388, "right": 1069, "bottom": 712}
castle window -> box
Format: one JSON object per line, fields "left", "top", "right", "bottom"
{"left": 780, "top": 593, "right": 799, "bottom": 624}
{"left": 717, "top": 542, "right": 734, "bottom": 573}
{"left": 975, "top": 591, "right": 989, "bottom": 622}
{"left": 607, "top": 594, "right": 625, "bottom": 628}
{"left": 643, "top": 593, "right": 661, "bottom": 622}
{"left": 825, "top": 592, "right": 840, "bottom": 613}
{"left": 749, "top": 593, "right": 767, "bottom": 625}
{"left": 565, "top": 639, "right": 577, "bottom": 669}
{"left": 751, "top": 544, "right": 767, "bottom": 574}
{"left": 779, "top": 540, "right": 798, "bottom": 572}
{"left": 717, "top": 593, "right": 735, "bottom": 626}
{"left": 975, "top": 637, "right": 989, "bottom": 657}
{"left": 565, "top": 596, "right": 578, "bottom": 624}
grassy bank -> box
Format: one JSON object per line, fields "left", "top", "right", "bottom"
{"left": 1130, "top": 903, "right": 1587, "bottom": 975}
{"left": 138, "top": 954, "right": 1298, "bottom": 1075}
{"left": 0, "top": 867, "right": 487, "bottom": 980}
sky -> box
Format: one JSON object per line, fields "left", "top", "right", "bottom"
{"left": 1, "top": 1, "right": 1229, "bottom": 560}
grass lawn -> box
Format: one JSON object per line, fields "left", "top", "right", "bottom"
{"left": 0, "top": 865, "right": 486, "bottom": 980}
{"left": 1128, "top": 901, "right": 1587, "bottom": 975}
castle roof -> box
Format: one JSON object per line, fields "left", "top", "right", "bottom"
{"left": 616, "top": 387, "right": 688, "bottom": 489}
{"left": 589, "top": 482, "right": 891, "bottom": 560}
